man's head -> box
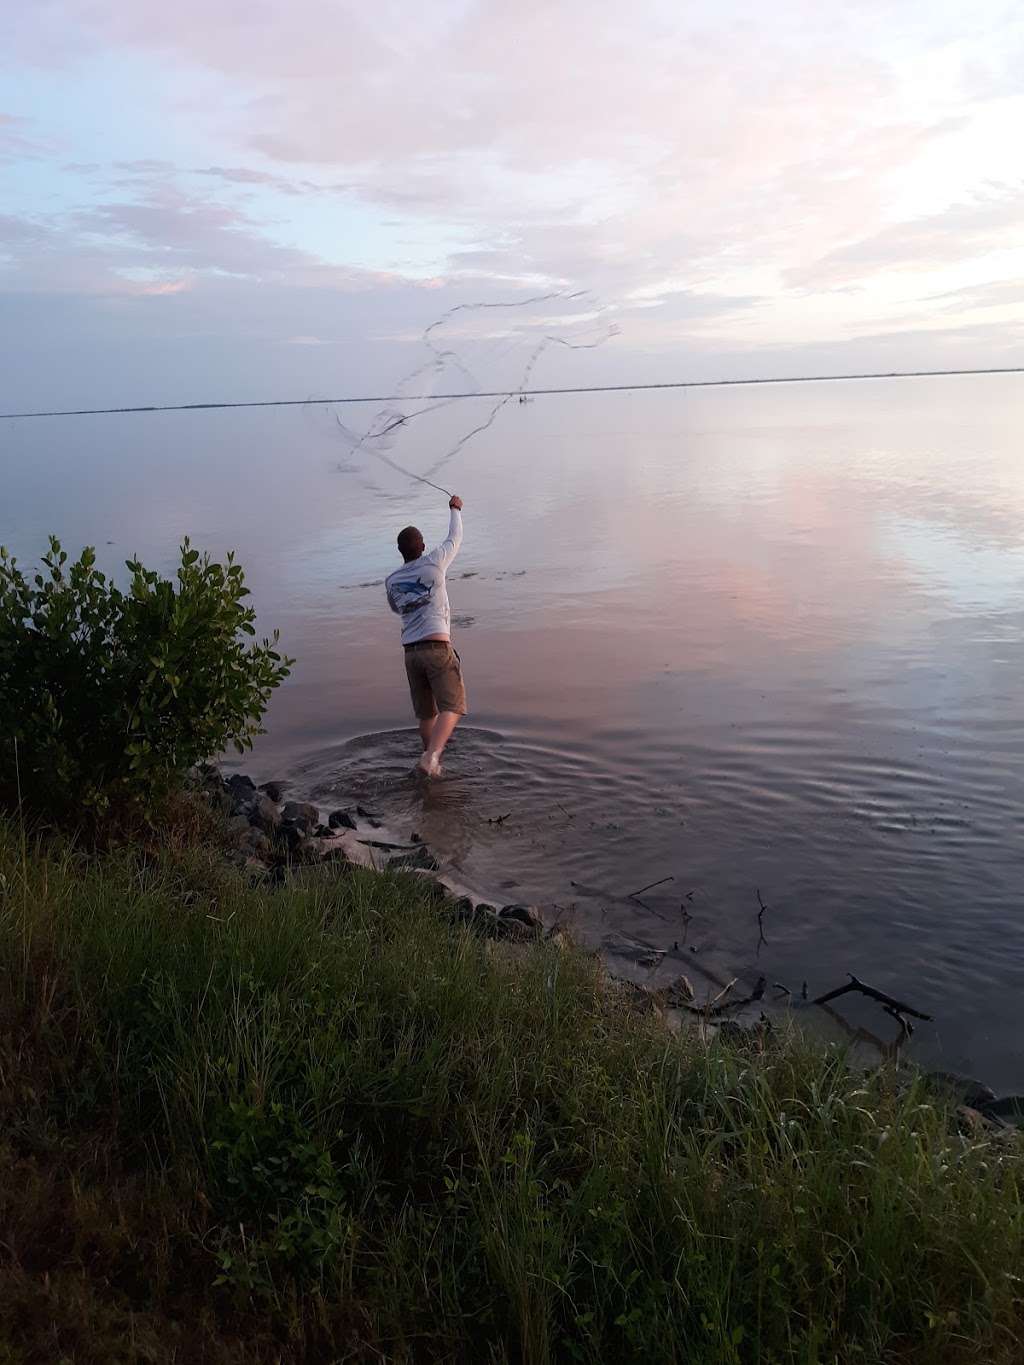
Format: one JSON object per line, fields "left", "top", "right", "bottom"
{"left": 397, "top": 526, "right": 425, "bottom": 562}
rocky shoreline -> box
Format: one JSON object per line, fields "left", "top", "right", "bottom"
{"left": 198, "top": 764, "right": 1024, "bottom": 1135}
{"left": 199, "top": 765, "right": 547, "bottom": 945}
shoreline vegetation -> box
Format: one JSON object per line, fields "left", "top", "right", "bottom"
{"left": 2, "top": 537, "right": 1023, "bottom": 1360}
{"left": 2, "top": 799, "right": 1023, "bottom": 1362}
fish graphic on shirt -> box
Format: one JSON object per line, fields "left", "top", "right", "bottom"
{"left": 387, "top": 576, "right": 434, "bottom": 615}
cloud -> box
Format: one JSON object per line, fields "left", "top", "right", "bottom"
{"left": 113, "top": 158, "right": 176, "bottom": 173}
{"left": 0, "top": 214, "right": 49, "bottom": 247}
{"left": 193, "top": 165, "right": 321, "bottom": 194}
{"left": 787, "top": 185, "right": 1024, "bottom": 289}
{"left": 3, "top": 0, "right": 1024, "bottom": 376}
{"left": 0, "top": 187, "right": 398, "bottom": 297}
{"left": 0, "top": 112, "right": 49, "bottom": 160}
{"left": 923, "top": 278, "right": 1024, "bottom": 314}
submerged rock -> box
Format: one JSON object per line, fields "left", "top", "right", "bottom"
{"left": 328, "top": 808, "right": 358, "bottom": 830}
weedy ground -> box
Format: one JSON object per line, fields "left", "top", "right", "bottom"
{"left": 1, "top": 817, "right": 1021, "bottom": 1363}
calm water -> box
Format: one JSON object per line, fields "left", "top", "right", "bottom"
{"left": 4, "top": 376, "right": 1023, "bottom": 1088}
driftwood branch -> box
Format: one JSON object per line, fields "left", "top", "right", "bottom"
{"left": 672, "top": 975, "right": 767, "bottom": 1017}
{"left": 812, "top": 974, "right": 932, "bottom": 1021}
{"left": 882, "top": 1004, "right": 916, "bottom": 1041}
{"left": 710, "top": 977, "right": 738, "bottom": 1008}
{"left": 628, "top": 875, "right": 674, "bottom": 900}
{"left": 756, "top": 888, "right": 769, "bottom": 955}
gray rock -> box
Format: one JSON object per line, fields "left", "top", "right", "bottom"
{"left": 225, "top": 814, "right": 252, "bottom": 841}
{"left": 717, "top": 1016, "right": 772, "bottom": 1045}
{"left": 922, "top": 1071, "right": 998, "bottom": 1109}
{"left": 417, "top": 877, "right": 454, "bottom": 905}
{"left": 978, "top": 1095, "right": 1024, "bottom": 1125}
{"left": 275, "top": 820, "right": 309, "bottom": 855}
{"left": 492, "top": 917, "right": 535, "bottom": 943}
{"left": 328, "top": 808, "right": 358, "bottom": 830}
{"left": 281, "top": 801, "right": 319, "bottom": 833}
{"left": 453, "top": 897, "right": 478, "bottom": 925}
{"left": 242, "top": 827, "right": 272, "bottom": 858}
{"left": 206, "top": 785, "right": 234, "bottom": 815}
{"left": 458, "top": 903, "right": 533, "bottom": 942}
{"left": 499, "top": 904, "right": 544, "bottom": 932}
{"left": 247, "top": 794, "right": 282, "bottom": 836}
{"left": 226, "top": 774, "right": 259, "bottom": 817}
{"left": 258, "top": 780, "right": 287, "bottom": 803}
{"left": 388, "top": 845, "right": 441, "bottom": 872}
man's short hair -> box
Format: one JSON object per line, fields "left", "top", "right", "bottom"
{"left": 397, "top": 526, "right": 423, "bottom": 560}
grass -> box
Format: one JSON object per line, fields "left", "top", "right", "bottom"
{"left": 0, "top": 816, "right": 1022, "bottom": 1363}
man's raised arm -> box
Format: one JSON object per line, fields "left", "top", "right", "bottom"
{"left": 427, "top": 495, "right": 463, "bottom": 569}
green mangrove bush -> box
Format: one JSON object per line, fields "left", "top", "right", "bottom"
{"left": 0, "top": 536, "right": 292, "bottom": 822}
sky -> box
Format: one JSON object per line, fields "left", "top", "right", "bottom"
{"left": 2, "top": 0, "right": 1023, "bottom": 410}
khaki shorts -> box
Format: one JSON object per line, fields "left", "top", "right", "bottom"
{"left": 403, "top": 641, "right": 468, "bottom": 720}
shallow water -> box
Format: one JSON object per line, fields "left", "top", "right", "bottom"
{"left": 4, "top": 375, "right": 1023, "bottom": 1088}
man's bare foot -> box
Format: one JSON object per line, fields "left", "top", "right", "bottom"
{"left": 417, "top": 752, "right": 442, "bottom": 778}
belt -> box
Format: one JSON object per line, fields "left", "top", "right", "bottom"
{"left": 403, "top": 638, "right": 449, "bottom": 650}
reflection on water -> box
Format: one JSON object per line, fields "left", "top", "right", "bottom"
{"left": 3, "top": 376, "right": 1023, "bottom": 1088}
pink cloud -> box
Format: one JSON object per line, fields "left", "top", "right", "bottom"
{"left": 5, "top": 0, "right": 1024, "bottom": 362}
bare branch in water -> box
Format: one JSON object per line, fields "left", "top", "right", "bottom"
{"left": 756, "top": 888, "right": 769, "bottom": 955}
{"left": 812, "top": 974, "right": 932, "bottom": 1021}
{"left": 628, "top": 875, "right": 675, "bottom": 899}
{"left": 671, "top": 975, "right": 767, "bottom": 1018}
{"left": 711, "top": 978, "right": 738, "bottom": 1009}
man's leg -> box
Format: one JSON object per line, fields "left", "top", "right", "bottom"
{"left": 416, "top": 643, "right": 466, "bottom": 776}
{"left": 406, "top": 651, "right": 438, "bottom": 755}
{"left": 424, "top": 710, "right": 461, "bottom": 763}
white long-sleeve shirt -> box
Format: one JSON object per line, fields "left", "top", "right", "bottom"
{"left": 385, "top": 509, "right": 463, "bottom": 645}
